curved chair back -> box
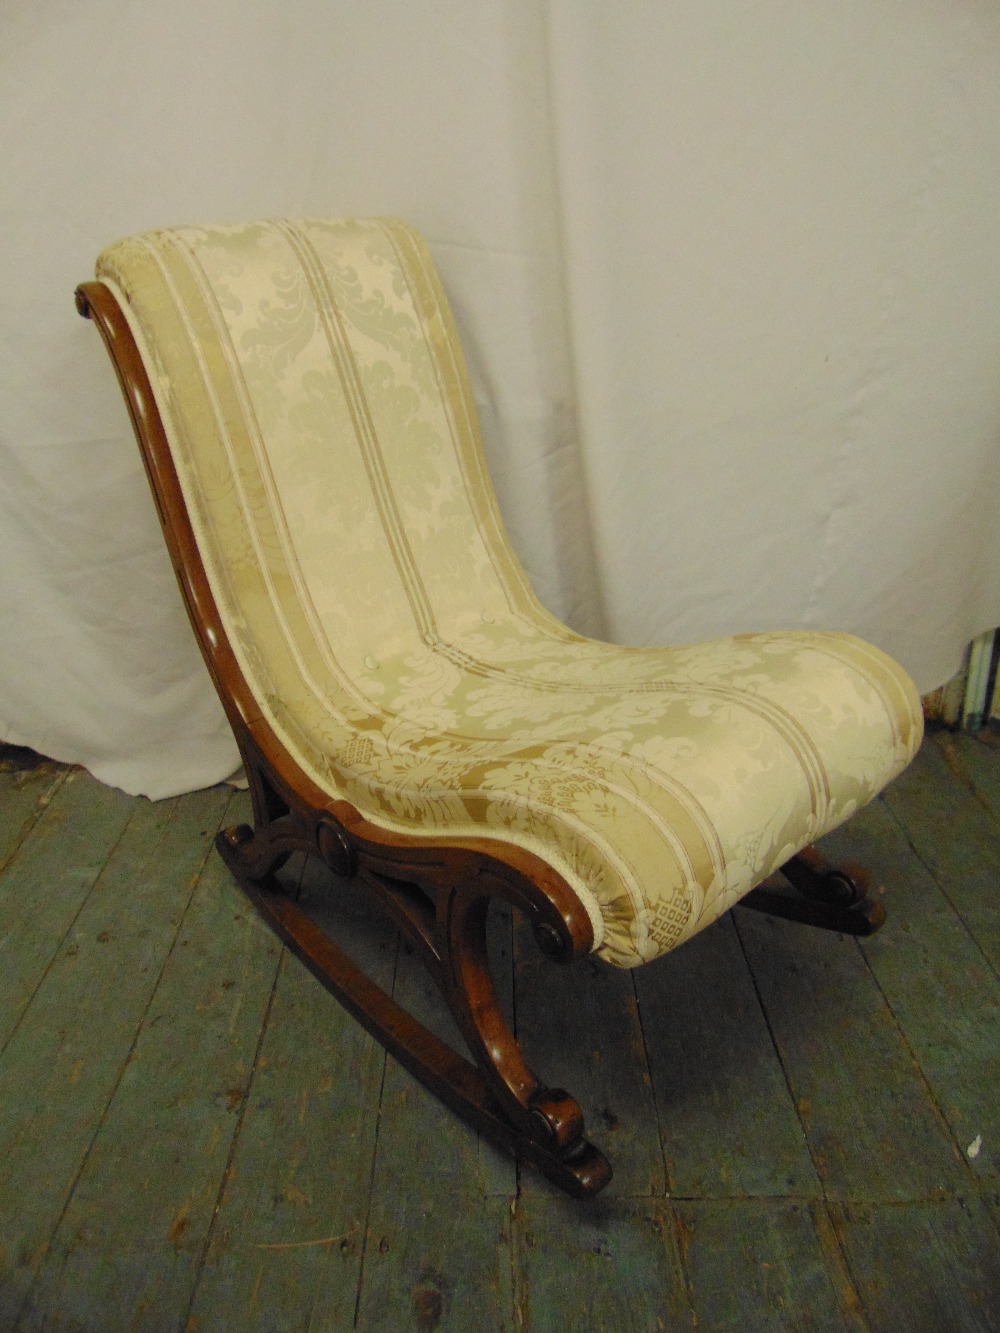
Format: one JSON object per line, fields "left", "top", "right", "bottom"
{"left": 93, "top": 218, "right": 542, "bottom": 788}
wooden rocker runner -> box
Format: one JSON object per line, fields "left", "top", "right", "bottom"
{"left": 77, "top": 219, "right": 922, "bottom": 1197}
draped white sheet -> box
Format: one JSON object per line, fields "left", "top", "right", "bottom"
{"left": 3, "top": 1, "right": 999, "bottom": 799}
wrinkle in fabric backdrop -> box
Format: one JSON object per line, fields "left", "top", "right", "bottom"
{"left": 2, "top": 0, "right": 999, "bottom": 799}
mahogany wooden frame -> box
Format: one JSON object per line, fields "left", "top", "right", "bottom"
{"left": 76, "top": 278, "right": 885, "bottom": 1199}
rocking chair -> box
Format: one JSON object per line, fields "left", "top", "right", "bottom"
{"left": 77, "top": 219, "right": 922, "bottom": 1197}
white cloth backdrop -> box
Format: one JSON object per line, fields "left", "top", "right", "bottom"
{"left": 2, "top": 1, "right": 999, "bottom": 798}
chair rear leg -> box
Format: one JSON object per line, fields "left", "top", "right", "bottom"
{"left": 740, "top": 844, "right": 886, "bottom": 935}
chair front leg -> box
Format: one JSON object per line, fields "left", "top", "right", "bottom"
{"left": 438, "top": 883, "right": 611, "bottom": 1195}
{"left": 215, "top": 762, "right": 613, "bottom": 1197}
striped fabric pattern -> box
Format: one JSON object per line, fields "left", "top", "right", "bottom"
{"left": 96, "top": 219, "right": 923, "bottom": 967}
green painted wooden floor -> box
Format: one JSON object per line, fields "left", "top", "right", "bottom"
{"left": 1, "top": 733, "right": 999, "bottom": 1332}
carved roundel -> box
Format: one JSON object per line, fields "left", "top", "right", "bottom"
{"left": 316, "top": 818, "right": 356, "bottom": 879}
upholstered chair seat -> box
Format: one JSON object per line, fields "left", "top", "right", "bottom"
{"left": 79, "top": 218, "right": 922, "bottom": 1195}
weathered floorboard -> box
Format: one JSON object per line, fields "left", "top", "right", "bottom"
{"left": 880, "top": 739, "right": 1000, "bottom": 973}
{"left": 514, "top": 917, "right": 666, "bottom": 1198}
{"left": 635, "top": 915, "right": 818, "bottom": 1200}
{"left": 673, "top": 1199, "right": 865, "bottom": 1331}
{"left": 13, "top": 793, "right": 282, "bottom": 1332}
{"left": 820, "top": 797, "right": 1000, "bottom": 1184}
{"left": 830, "top": 1198, "right": 1000, "bottom": 1332}
{"left": 931, "top": 731, "right": 1000, "bottom": 826}
{"left": 1, "top": 735, "right": 999, "bottom": 1329}
{"left": 0, "top": 769, "right": 136, "bottom": 1050}
{"left": 734, "top": 904, "right": 966, "bottom": 1202}
{"left": 0, "top": 782, "right": 231, "bottom": 1327}
{"left": 352, "top": 928, "right": 516, "bottom": 1333}
{"left": 0, "top": 756, "right": 68, "bottom": 875}
{"left": 512, "top": 1193, "right": 689, "bottom": 1332}
{"left": 184, "top": 860, "right": 397, "bottom": 1333}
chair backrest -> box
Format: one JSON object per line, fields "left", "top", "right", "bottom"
{"left": 96, "top": 219, "right": 545, "bottom": 775}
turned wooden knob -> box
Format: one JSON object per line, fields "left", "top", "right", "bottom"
{"left": 528, "top": 1088, "right": 585, "bottom": 1152}
{"left": 533, "top": 921, "right": 567, "bottom": 961}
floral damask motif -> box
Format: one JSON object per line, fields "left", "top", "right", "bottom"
{"left": 240, "top": 269, "right": 317, "bottom": 377}
{"left": 97, "top": 218, "right": 924, "bottom": 968}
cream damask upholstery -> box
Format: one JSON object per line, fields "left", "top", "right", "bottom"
{"left": 96, "top": 219, "right": 922, "bottom": 969}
